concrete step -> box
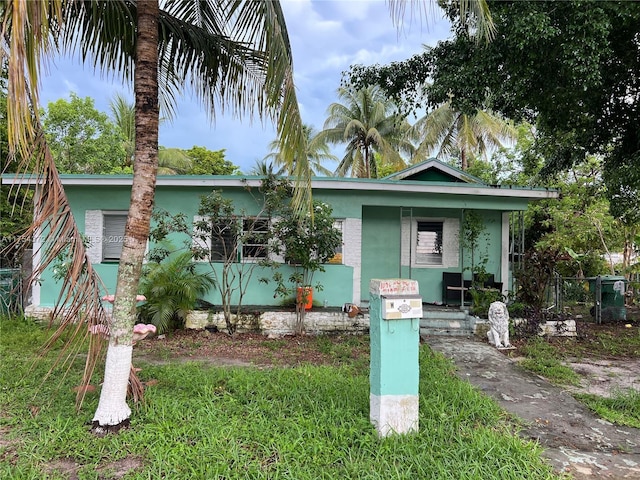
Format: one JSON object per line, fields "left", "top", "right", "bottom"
{"left": 420, "top": 326, "right": 474, "bottom": 337}
{"left": 420, "top": 313, "right": 476, "bottom": 337}
{"left": 422, "top": 309, "right": 469, "bottom": 320}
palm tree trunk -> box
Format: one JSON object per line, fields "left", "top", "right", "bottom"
{"left": 92, "top": 0, "right": 160, "bottom": 432}
{"left": 364, "top": 146, "right": 371, "bottom": 179}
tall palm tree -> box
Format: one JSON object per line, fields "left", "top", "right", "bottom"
{"left": 109, "top": 92, "right": 136, "bottom": 167}
{"left": 320, "top": 86, "right": 414, "bottom": 178}
{"left": 249, "top": 159, "right": 286, "bottom": 176}
{"left": 410, "top": 101, "right": 517, "bottom": 171}
{"left": 2, "top": 0, "right": 306, "bottom": 433}
{"left": 109, "top": 94, "right": 192, "bottom": 174}
{"left": 264, "top": 124, "right": 335, "bottom": 177}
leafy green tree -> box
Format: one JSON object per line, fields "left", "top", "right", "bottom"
{"left": 186, "top": 145, "right": 240, "bottom": 175}
{"left": 157, "top": 146, "right": 191, "bottom": 174}
{"left": 319, "top": 86, "right": 413, "bottom": 178}
{"left": 375, "top": 152, "right": 405, "bottom": 178}
{"left": 268, "top": 200, "right": 342, "bottom": 334}
{"left": 109, "top": 94, "right": 234, "bottom": 175}
{"left": 41, "top": 93, "right": 126, "bottom": 173}
{"left": 523, "top": 158, "right": 622, "bottom": 277}
{"left": 348, "top": 1, "right": 640, "bottom": 191}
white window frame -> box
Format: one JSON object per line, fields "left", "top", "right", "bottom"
{"left": 402, "top": 216, "right": 460, "bottom": 269}
{"left": 193, "top": 215, "right": 270, "bottom": 263}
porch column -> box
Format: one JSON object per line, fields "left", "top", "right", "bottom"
{"left": 369, "top": 278, "right": 421, "bottom": 437}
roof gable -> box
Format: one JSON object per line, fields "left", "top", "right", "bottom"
{"left": 384, "top": 159, "right": 484, "bottom": 184}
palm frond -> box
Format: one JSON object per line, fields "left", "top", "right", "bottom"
{"left": 6, "top": 127, "right": 111, "bottom": 409}
{"left": 387, "top": 0, "right": 495, "bottom": 43}
{"left": 2, "top": 0, "right": 62, "bottom": 160}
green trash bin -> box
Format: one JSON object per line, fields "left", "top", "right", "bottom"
{"left": 588, "top": 275, "right": 627, "bottom": 322}
{"left": 0, "top": 268, "right": 22, "bottom": 316}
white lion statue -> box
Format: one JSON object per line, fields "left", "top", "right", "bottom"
{"left": 487, "top": 301, "right": 511, "bottom": 349}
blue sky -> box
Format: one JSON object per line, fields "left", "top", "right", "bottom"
{"left": 39, "top": 1, "right": 451, "bottom": 173}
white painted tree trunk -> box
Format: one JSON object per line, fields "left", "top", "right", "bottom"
{"left": 91, "top": 0, "right": 159, "bottom": 432}
{"left": 92, "top": 344, "right": 133, "bottom": 430}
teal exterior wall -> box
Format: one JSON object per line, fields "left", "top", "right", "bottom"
{"left": 461, "top": 210, "right": 503, "bottom": 283}
{"left": 38, "top": 182, "right": 355, "bottom": 307}
{"left": 32, "top": 174, "right": 544, "bottom": 309}
{"left": 361, "top": 206, "right": 402, "bottom": 284}
{"left": 359, "top": 206, "right": 505, "bottom": 304}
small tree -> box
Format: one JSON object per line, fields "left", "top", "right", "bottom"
{"left": 268, "top": 201, "right": 342, "bottom": 334}
{"left": 462, "top": 210, "right": 489, "bottom": 283}
{"left": 149, "top": 178, "right": 290, "bottom": 334}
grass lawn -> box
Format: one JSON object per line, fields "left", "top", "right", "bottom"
{"left": 0, "top": 317, "right": 560, "bottom": 479}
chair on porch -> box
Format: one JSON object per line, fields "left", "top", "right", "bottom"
{"left": 442, "top": 272, "right": 471, "bottom": 306}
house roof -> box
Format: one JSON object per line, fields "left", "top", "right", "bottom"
{"left": 383, "top": 158, "right": 484, "bottom": 184}
{"left": 2, "top": 171, "right": 559, "bottom": 201}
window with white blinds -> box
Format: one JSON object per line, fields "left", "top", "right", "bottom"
{"left": 102, "top": 213, "right": 127, "bottom": 261}
{"left": 416, "top": 221, "right": 443, "bottom": 265}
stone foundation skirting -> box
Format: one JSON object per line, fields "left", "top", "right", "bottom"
{"left": 24, "top": 305, "right": 370, "bottom": 336}
{"left": 186, "top": 309, "right": 369, "bottom": 336}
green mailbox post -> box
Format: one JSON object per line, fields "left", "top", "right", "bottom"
{"left": 369, "top": 279, "right": 422, "bottom": 437}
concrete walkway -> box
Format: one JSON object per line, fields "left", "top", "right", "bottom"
{"left": 424, "top": 336, "right": 640, "bottom": 479}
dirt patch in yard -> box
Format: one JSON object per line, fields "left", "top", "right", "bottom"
{"left": 133, "top": 329, "right": 370, "bottom": 368}
{"left": 565, "top": 357, "right": 640, "bottom": 397}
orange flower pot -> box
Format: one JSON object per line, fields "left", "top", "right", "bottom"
{"left": 297, "top": 286, "right": 313, "bottom": 310}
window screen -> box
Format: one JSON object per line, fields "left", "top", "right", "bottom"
{"left": 103, "top": 214, "right": 127, "bottom": 261}
{"left": 416, "top": 221, "right": 443, "bottom": 265}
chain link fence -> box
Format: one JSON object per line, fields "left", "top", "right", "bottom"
{"left": 546, "top": 274, "right": 631, "bottom": 323}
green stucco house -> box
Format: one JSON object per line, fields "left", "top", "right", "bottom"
{"left": 5, "top": 159, "right": 557, "bottom": 316}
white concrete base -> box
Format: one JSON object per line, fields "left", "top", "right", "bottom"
{"left": 185, "top": 309, "right": 369, "bottom": 336}
{"left": 24, "top": 304, "right": 55, "bottom": 321}
{"left": 24, "top": 306, "right": 370, "bottom": 336}
{"left": 370, "top": 394, "right": 419, "bottom": 437}
{"left": 539, "top": 319, "right": 577, "bottom": 337}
